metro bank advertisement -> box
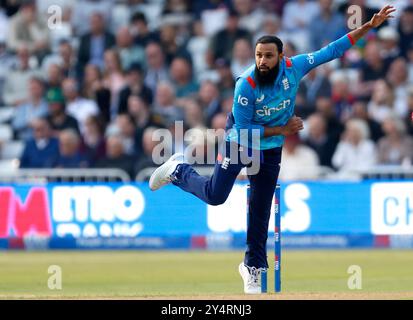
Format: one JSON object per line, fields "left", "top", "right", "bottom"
{"left": 0, "top": 181, "right": 412, "bottom": 240}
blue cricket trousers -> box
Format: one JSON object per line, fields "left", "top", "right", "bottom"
{"left": 172, "top": 140, "right": 282, "bottom": 269}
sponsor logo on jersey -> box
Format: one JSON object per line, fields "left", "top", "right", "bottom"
{"left": 282, "top": 78, "right": 289, "bottom": 90}
{"left": 237, "top": 95, "right": 248, "bottom": 106}
{"left": 307, "top": 53, "right": 315, "bottom": 64}
{"left": 256, "top": 94, "right": 265, "bottom": 103}
{"left": 256, "top": 99, "right": 291, "bottom": 116}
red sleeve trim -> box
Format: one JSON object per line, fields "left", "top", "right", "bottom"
{"left": 347, "top": 34, "right": 355, "bottom": 46}
{"left": 285, "top": 57, "right": 292, "bottom": 68}
{"left": 246, "top": 76, "right": 256, "bottom": 89}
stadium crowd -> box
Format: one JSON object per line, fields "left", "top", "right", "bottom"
{"left": 0, "top": 0, "right": 412, "bottom": 180}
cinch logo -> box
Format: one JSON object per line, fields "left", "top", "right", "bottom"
{"left": 256, "top": 99, "right": 291, "bottom": 116}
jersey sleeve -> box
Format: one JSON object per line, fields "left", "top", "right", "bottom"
{"left": 232, "top": 77, "right": 265, "bottom": 138}
{"left": 291, "top": 34, "right": 355, "bottom": 79}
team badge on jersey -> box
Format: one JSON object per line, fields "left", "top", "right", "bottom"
{"left": 282, "top": 78, "right": 289, "bottom": 90}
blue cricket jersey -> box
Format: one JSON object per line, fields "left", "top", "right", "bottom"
{"left": 226, "top": 34, "right": 355, "bottom": 150}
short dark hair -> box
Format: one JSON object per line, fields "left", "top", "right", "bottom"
{"left": 131, "top": 11, "right": 147, "bottom": 24}
{"left": 255, "top": 35, "right": 283, "bottom": 54}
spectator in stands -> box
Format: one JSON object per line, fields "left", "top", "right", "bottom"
{"left": 0, "top": 41, "right": 17, "bottom": 105}
{"left": 80, "top": 115, "right": 106, "bottom": 166}
{"left": 3, "top": 45, "right": 41, "bottom": 106}
{"left": 192, "top": 0, "right": 232, "bottom": 20}
{"left": 315, "top": 96, "right": 343, "bottom": 145}
{"left": 332, "top": 119, "right": 377, "bottom": 172}
{"left": 405, "top": 86, "right": 413, "bottom": 136}
{"left": 351, "top": 100, "right": 384, "bottom": 143}
{"left": 182, "top": 99, "right": 204, "bottom": 129}
{"left": 386, "top": 57, "right": 410, "bottom": 118}
{"left": 153, "top": 81, "right": 185, "bottom": 126}
{"left": 162, "top": 0, "right": 192, "bottom": 16}
{"left": 198, "top": 80, "right": 222, "bottom": 126}
{"left": 184, "top": 126, "right": 216, "bottom": 165}
{"left": 303, "top": 112, "right": 337, "bottom": 168}
{"left": 253, "top": 13, "right": 290, "bottom": 48}
{"left": 367, "top": 79, "right": 396, "bottom": 124}
{"left": 377, "top": 116, "right": 413, "bottom": 165}
{"left": 330, "top": 71, "right": 356, "bottom": 122}
{"left": 296, "top": 68, "right": 331, "bottom": 118}
{"left": 102, "top": 48, "right": 127, "bottom": 118}
{"left": 377, "top": 27, "right": 401, "bottom": 66}
{"left": 115, "top": 26, "right": 144, "bottom": 70}
{"left": 117, "top": 62, "right": 153, "bottom": 115}
{"left": 53, "top": 129, "right": 89, "bottom": 168}
{"left": 82, "top": 63, "right": 111, "bottom": 123}
{"left": 170, "top": 57, "right": 199, "bottom": 99}
{"left": 279, "top": 133, "right": 320, "bottom": 181}
{"left": 159, "top": 21, "right": 192, "bottom": 66}
{"left": 309, "top": 0, "right": 346, "bottom": 51}
{"left": 135, "top": 127, "right": 165, "bottom": 174}
{"left": 42, "top": 40, "right": 78, "bottom": 79}
{"left": 210, "top": 111, "right": 227, "bottom": 148}
{"left": 357, "top": 40, "right": 390, "bottom": 99}
{"left": 281, "top": 0, "right": 320, "bottom": 52}
{"left": 12, "top": 77, "right": 48, "bottom": 140}
{"left": 233, "top": 0, "right": 265, "bottom": 34}
{"left": 19, "top": 117, "right": 59, "bottom": 168}
{"left": 95, "top": 134, "right": 136, "bottom": 179}
{"left": 215, "top": 58, "right": 235, "bottom": 98}
{"left": 76, "top": 12, "right": 115, "bottom": 79}
{"left": 408, "top": 43, "right": 413, "bottom": 83}
{"left": 7, "top": 0, "right": 50, "bottom": 62}
{"left": 127, "top": 94, "right": 164, "bottom": 155}
{"left": 230, "top": 38, "right": 254, "bottom": 79}
{"left": 45, "top": 63, "right": 64, "bottom": 91}
{"left": 397, "top": 5, "right": 413, "bottom": 58}
{"left": 62, "top": 77, "right": 99, "bottom": 134}
{"left": 112, "top": 113, "right": 139, "bottom": 157}
{"left": 130, "top": 11, "right": 159, "bottom": 48}
{"left": 186, "top": 19, "right": 209, "bottom": 76}
{"left": 209, "top": 9, "right": 251, "bottom": 61}
{"left": 71, "top": 0, "right": 113, "bottom": 36}
{"left": 144, "top": 41, "right": 170, "bottom": 96}
{"left": 45, "top": 87, "right": 80, "bottom": 136}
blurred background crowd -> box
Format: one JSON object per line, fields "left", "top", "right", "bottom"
{"left": 0, "top": 0, "right": 412, "bottom": 180}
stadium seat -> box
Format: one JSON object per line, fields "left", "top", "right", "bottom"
{"left": 0, "top": 107, "right": 14, "bottom": 123}
{"left": 0, "top": 124, "right": 13, "bottom": 142}
{"left": 1, "top": 140, "right": 24, "bottom": 160}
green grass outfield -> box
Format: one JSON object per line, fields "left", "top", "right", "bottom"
{"left": 0, "top": 250, "right": 413, "bottom": 299}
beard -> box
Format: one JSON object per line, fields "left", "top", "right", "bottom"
{"left": 255, "top": 63, "right": 280, "bottom": 87}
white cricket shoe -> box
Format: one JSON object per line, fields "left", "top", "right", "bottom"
{"left": 238, "top": 262, "right": 262, "bottom": 294}
{"left": 149, "top": 153, "right": 184, "bottom": 191}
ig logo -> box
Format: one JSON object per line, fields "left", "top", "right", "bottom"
{"left": 237, "top": 95, "right": 248, "bottom": 106}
